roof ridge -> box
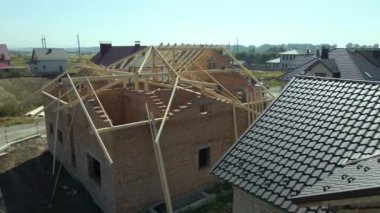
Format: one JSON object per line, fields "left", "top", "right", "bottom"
{"left": 295, "top": 73, "right": 380, "bottom": 85}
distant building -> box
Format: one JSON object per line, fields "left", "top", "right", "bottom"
{"left": 91, "top": 42, "right": 147, "bottom": 67}
{"left": 30, "top": 48, "right": 68, "bottom": 76}
{"left": 0, "top": 44, "right": 11, "bottom": 70}
{"left": 280, "top": 47, "right": 380, "bottom": 83}
{"left": 266, "top": 49, "right": 315, "bottom": 71}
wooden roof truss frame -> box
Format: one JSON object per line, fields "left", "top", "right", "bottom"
{"left": 33, "top": 44, "right": 275, "bottom": 213}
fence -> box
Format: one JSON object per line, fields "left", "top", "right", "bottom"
{"left": 0, "top": 121, "right": 46, "bottom": 150}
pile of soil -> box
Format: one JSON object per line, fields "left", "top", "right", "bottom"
{"left": 0, "top": 138, "right": 101, "bottom": 213}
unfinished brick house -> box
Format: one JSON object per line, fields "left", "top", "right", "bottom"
{"left": 40, "top": 44, "right": 274, "bottom": 212}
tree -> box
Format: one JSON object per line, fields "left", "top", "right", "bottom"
{"left": 346, "top": 43, "right": 353, "bottom": 48}
{"left": 374, "top": 43, "right": 379, "bottom": 49}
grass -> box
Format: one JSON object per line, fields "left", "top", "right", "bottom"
{"left": 248, "top": 70, "right": 284, "bottom": 88}
{"left": 0, "top": 117, "right": 43, "bottom": 127}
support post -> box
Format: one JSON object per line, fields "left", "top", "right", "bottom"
{"left": 67, "top": 75, "right": 113, "bottom": 164}
{"left": 233, "top": 105, "right": 238, "bottom": 140}
{"left": 52, "top": 91, "right": 61, "bottom": 176}
{"left": 145, "top": 103, "right": 173, "bottom": 213}
{"left": 86, "top": 77, "right": 113, "bottom": 126}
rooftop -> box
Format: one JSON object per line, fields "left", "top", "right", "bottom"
{"left": 32, "top": 48, "right": 67, "bottom": 61}
{"left": 293, "top": 154, "right": 380, "bottom": 205}
{"left": 212, "top": 76, "right": 380, "bottom": 212}
{"left": 279, "top": 48, "right": 380, "bottom": 81}
{"left": 279, "top": 50, "right": 307, "bottom": 55}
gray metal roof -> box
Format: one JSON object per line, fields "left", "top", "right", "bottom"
{"left": 32, "top": 48, "right": 67, "bottom": 61}
{"left": 211, "top": 76, "right": 380, "bottom": 212}
{"left": 293, "top": 154, "right": 380, "bottom": 204}
{"left": 279, "top": 49, "right": 380, "bottom": 81}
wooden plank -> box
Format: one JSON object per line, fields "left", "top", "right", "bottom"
{"left": 86, "top": 77, "right": 113, "bottom": 126}
{"left": 42, "top": 91, "right": 68, "bottom": 105}
{"left": 97, "top": 117, "right": 167, "bottom": 133}
{"left": 155, "top": 76, "right": 179, "bottom": 143}
{"left": 221, "top": 47, "right": 275, "bottom": 99}
{"left": 52, "top": 91, "right": 61, "bottom": 176}
{"left": 67, "top": 75, "right": 113, "bottom": 164}
{"left": 21, "top": 69, "right": 68, "bottom": 105}
{"left": 233, "top": 105, "right": 238, "bottom": 140}
{"left": 137, "top": 46, "right": 153, "bottom": 74}
{"left": 145, "top": 104, "right": 173, "bottom": 213}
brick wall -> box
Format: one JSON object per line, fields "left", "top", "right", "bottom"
{"left": 44, "top": 74, "right": 252, "bottom": 212}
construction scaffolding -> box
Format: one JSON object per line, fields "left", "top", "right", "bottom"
{"left": 38, "top": 44, "right": 274, "bottom": 212}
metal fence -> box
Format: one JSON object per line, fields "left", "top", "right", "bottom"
{"left": 0, "top": 121, "right": 46, "bottom": 149}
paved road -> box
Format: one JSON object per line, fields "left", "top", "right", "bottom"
{"left": 269, "top": 86, "right": 282, "bottom": 97}
{"left": 0, "top": 121, "right": 46, "bottom": 147}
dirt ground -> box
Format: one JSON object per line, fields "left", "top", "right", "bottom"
{"left": 0, "top": 137, "right": 101, "bottom": 213}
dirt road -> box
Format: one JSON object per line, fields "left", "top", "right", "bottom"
{"left": 0, "top": 138, "right": 101, "bottom": 213}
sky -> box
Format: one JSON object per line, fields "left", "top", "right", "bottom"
{"left": 1, "top": 0, "right": 380, "bottom": 48}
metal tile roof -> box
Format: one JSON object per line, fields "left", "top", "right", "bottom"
{"left": 279, "top": 49, "right": 380, "bottom": 81}
{"left": 211, "top": 76, "right": 380, "bottom": 212}
{"left": 292, "top": 154, "right": 380, "bottom": 204}
{"left": 91, "top": 45, "right": 147, "bottom": 66}
{"left": 32, "top": 48, "right": 67, "bottom": 61}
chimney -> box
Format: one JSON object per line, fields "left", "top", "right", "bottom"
{"left": 135, "top": 41, "right": 141, "bottom": 48}
{"left": 321, "top": 47, "right": 329, "bottom": 59}
{"left": 100, "top": 42, "right": 112, "bottom": 55}
{"left": 316, "top": 49, "right": 320, "bottom": 57}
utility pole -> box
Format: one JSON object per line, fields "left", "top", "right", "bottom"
{"left": 236, "top": 37, "right": 239, "bottom": 53}
{"left": 42, "top": 36, "right": 47, "bottom": 49}
{"left": 77, "top": 34, "right": 81, "bottom": 60}
{"left": 41, "top": 36, "right": 44, "bottom": 48}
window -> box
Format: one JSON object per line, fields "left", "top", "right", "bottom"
{"left": 87, "top": 154, "right": 101, "bottom": 185}
{"left": 315, "top": 72, "right": 327, "bottom": 77}
{"left": 200, "top": 104, "right": 208, "bottom": 113}
{"left": 34, "top": 67, "right": 38, "bottom": 71}
{"left": 49, "top": 123, "right": 54, "bottom": 135}
{"left": 198, "top": 147, "right": 210, "bottom": 169}
{"left": 43, "top": 65, "right": 46, "bottom": 69}
{"left": 58, "top": 130, "right": 63, "bottom": 143}
{"left": 59, "top": 65, "right": 63, "bottom": 72}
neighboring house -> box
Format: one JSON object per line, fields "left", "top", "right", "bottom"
{"left": 211, "top": 76, "right": 380, "bottom": 212}
{"left": 266, "top": 49, "right": 315, "bottom": 71}
{"left": 293, "top": 154, "right": 380, "bottom": 211}
{"left": 91, "top": 42, "right": 147, "bottom": 67}
{"left": 30, "top": 48, "right": 68, "bottom": 76}
{"left": 232, "top": 60, "right": 249, "bottom": 69}
{"left": 0, "top": 44, "right": 11, "bottom": 70}
{"left": 266, "top": 57, "right": 280, "bottom": 70}
{"left": 280, "top": 48, "right": 380, "bottom": 83}
{"left": 91, "top": 42, "right": 230, "bottom": 70}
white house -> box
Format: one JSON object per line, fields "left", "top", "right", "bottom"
{"left": 30, "top": 48, "right": 68, "bottom": 76}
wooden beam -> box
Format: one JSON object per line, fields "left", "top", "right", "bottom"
{"left": 21, "top": 69, "right": 69, "bottom": 105}
{"left": 155, "top": 76, "right": 179, "bottom": 143}
{"left": 85, "top": 77, "right": 113, "bottom": 127}
{"left": 97, "top": 117, "right": 167, "bottom": 133}
{"left": 145, "top": 104, "right": 173, "bottom": 213}
{"left": 137, "top": 46, "right": 153, "bottom": 74}
{"left": 221, "top": 47, "right": 275, "bottom": 99}
{"left": 67, "top": 74, "right": 113, "bottom": 164}
{"left": 52, "top": 90, "right": 61, "bottom": 176}
{"left": 233, "top": 105, "right": 238, "bottom": 140}
{"left": 42, "top": 91, "right": 68, "bottom": 105}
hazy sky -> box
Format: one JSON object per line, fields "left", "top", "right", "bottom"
{"left": 2, "top": 0, "right": 379, "bottom": 48}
